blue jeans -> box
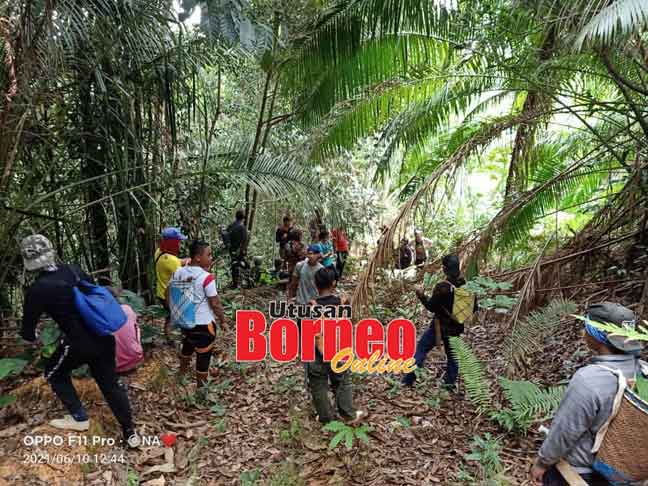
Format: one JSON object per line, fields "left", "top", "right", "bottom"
{"left": 402, "top": 324, "right": 458, "bottom": 386}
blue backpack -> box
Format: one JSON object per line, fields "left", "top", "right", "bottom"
{"left": 70, "top": 267, "right": 127, "bottom": 336}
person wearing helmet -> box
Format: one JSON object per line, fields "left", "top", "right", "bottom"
{"left": 531, "top": 302, "right": 645, "bottom": 486}
{"left": 19, "top": 235, "right": 139, "bottom": 448}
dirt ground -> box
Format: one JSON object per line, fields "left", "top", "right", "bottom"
{"left": 0, "top": 275, "right": 637, "bottom": 486}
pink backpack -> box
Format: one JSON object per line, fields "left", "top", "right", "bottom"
{"left": 114, "top": 304, "right": 144, "bottom": 373}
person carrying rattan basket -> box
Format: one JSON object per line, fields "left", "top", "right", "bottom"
{"left": 531, "top": 302, "right": 645, "bottom": 486}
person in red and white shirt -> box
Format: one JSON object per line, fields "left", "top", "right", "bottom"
{"left": 331, "top": 227, "right": 350, "bottom": 279}
{"left": 167, "top": 240, "right": 227, "bottom": 389}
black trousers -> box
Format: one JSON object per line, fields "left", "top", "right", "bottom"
{"left": 44, "top": 337, "right": 134, "bottom": 433}
{"left": 230, "top": 250, "right": 247, "bottom": 287}
{"left": 336, "top": 251, "right": 348, "bottom": 279}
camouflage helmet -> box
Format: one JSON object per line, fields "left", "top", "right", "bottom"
{"left": 20, "top": 234, "right": 56, "bottom": 271}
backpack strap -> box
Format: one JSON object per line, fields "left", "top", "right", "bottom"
{"left": 155, "top": 251, "right": 168, "bottom": 264}
{"left": 591, "top": 365, "right": 628, "bottom": 453}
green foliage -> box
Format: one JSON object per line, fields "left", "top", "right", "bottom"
{"left": 139, "top": 324, "right": 160, "bottom": 345}
{"left": 634, "top": 374, "right": 648, "bottom": 402}
{"left": 39, "top": 321, "right": 61, "bottom": 358}
{"left": 505, "top": 300, "right": 578, "bottom": 370}
{"left": 578, "top": 316, "right": 648, "bottom": 342}
{"left": 449, "top": 337, "right": 493, "bottom": 413}
{"left": 395, "top": 416, "right": 411, "bottom": 428}
{"left": 267, "top": 462, "right": 304, "bottom": 486}
{"left": 212, "top": 418, "right": 227, "bottom": 433}
{"left": 140, "top": 305, "right": 169, "bottom": 319}
{"left": 119, "top": 290, "right": 146, "bottom": 314}
{"left": 464, "top": 277, "right": 516, "bottom": 313}
{"left": 465, "top": 433, "right": 503, "bottom": 477}
{"left": 0, "top": 394, "right": 17, "bottom": 408}
{"left": 384, "top": 376, "right": 402, "bottom": 398}
{"left": 0, "top": 358, "right": 28, "bottom": 380}
{"left": 126, "top": 468, "right": 139, "bottom": 486}
{"left": 323, "top": 421, "right": 372, "bottom": 450}
{"left": 210, "top": 402, "right": 227, "bottom": 417}
{"left": 279, "top": 415, "right": 302, "bottom": 445}
{"left": 575, "top": 0, "right": 648, "bottom": 48}
{"left": 240, "top": 468, "right": 261, "bottom": 486}
{"left": 493, "top": 378, "right": 565, "bottom": 433}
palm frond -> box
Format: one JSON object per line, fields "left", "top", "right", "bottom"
{"left": 576, "top": 0, "right": 648, "bottom": 48}
{"left": 352, "top": 111, "right": 543, "bottom": 315}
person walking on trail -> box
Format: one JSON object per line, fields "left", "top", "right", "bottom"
{"left": 402, "top": 255, "right": 476, "bottom": 390}
{"left": 397, "top": 237, "right": 413, "bottom": 269}
{"left": 285, "top": 229, "right": 306, "bottom": 298}
{"left": 275, "top": 215, "right": 293, "bottom": 266}
{"left": 19, "top": 235, "right": 140, "bottom": 448}
{"left": 331, "top": 227, "right": 350, "bottom": 279}
{"left": 308, "top": 209, "right": 323, "bottom": 244}
{"left": 292, "top": 244, "right": 323, "bottom": 304}
{"left": 225, "top": 209, "right": 249, "bottom": 289}
{"left": 414, "top": 229, "right": 427, "bottom": 266}
{"left": 318, "top": 229, "right": 337, "bottom": 277}
{"left": 155, "top": 227, "right": 189, "bottom": 345}
{"left": 167, "top": 240, "right": 227, "bottom": 391}
{"left": 307, "top": 267, "right": 365, "bottom": 424}
{"left": 531, "top": 303, "right": 645, "bottom": 486}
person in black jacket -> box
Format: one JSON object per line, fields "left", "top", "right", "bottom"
{"left": 226, "top": 209, "right": 249, "bottom": 288}
{"left": 402, "top": 254, "right": 476, "bottom": 389}
{"left": 275, "top": 215, "right": 294, "bottom": 266}
{"left": 19, "top": 235, "right": 139, "bottom": 447}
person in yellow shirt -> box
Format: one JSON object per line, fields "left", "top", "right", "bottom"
{"left": 155, "top": 227, "right": 189, "bottom": 344}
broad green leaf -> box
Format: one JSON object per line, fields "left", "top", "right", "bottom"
{"left": 344, "top": 429, "right": 354, "bottom": 449}
{"left": 40, "top": 323, "right": 61, "bottom": 346}
{"left": 323, "top": 420, "right": 346, "bottom": 432}
{"left": 0, "top": 359, "right": 28, "bottom": 380}
{"left": 636, "top": 374, "right": 648, "bottom": 402}
{"left": 329, "top": 431, "right": 344, "bottom": 449}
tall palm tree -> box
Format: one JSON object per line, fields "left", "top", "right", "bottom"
{"left": 285, "top": 0, "right": 648, "bottom": 312}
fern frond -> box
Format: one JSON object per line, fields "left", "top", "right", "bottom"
{"left": 504, "top": 299, "right": 578, "bottom": 372}
{"left": 449, "top": 337, "right": 494, "bottom": 413}
{"left": 499, "top": 377, "right": 565, "bottom": 423}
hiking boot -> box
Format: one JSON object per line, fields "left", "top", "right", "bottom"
{"left": 49, "top": 415, "right": 89, "bottom": 432}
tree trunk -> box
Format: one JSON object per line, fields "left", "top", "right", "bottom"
{"left": 79, "top": 78, "right": 110, "bottom": 283}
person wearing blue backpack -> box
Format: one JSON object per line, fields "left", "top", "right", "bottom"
{"left": 167, "top": 240, "right": 227, "bottom": 391}
{"left": 19, "top": 235, "right": 140, "bottom": 448}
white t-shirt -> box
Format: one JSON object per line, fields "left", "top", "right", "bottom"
{"left": 170, "top": 266, "right": 218, "bottom": 325}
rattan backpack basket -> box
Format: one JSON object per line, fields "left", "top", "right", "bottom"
{"left": 591, "top": 366, "right": 648, "bottom": 484}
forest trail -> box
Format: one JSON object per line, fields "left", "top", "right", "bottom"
{"left": 0, "top": 276, "right": 591, "bottom": 486}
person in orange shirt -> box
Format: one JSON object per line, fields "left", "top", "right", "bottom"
{"left": 331, "top": 227, "right": 349, "bottom": 279}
